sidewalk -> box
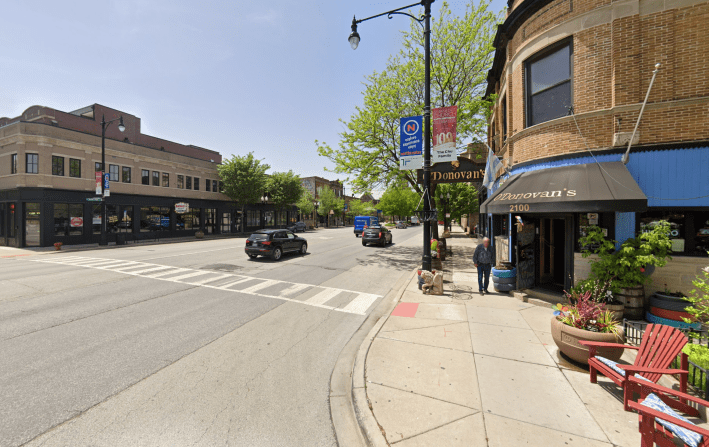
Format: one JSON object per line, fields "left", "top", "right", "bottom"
{"left": 354, "top": 226, "right": 669, "bottom": 446}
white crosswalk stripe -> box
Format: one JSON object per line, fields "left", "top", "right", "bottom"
{"left": 30, "top": 256, "right": 382, "bottom": 315}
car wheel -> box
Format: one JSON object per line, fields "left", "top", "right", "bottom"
{"left": 248, "top": 254, "right": 258, "bottom": 259}
{"left": 272, "top": 248, "right": 282, "bottom": 261}
{"left": 362, "top": 240, "right": 367, "bottom": 246}
{"left": 300, "top": 243, "right": 307, "bottom": 255}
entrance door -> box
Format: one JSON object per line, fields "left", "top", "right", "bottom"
{"left": 25, "top": 203, "right": 41, "bottom": 247}
{"left": 221, "top": 213, "right": 231, "bottom": 234}
{"left": 538, "top": 218, "right": 566, "bottom": 291}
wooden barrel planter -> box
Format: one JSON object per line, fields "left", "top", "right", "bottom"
{"left": 617, "top": 285, "right": 645, "bottom": 319}
{"left": 605, "top": 303, "right": 625, "bottom": 322}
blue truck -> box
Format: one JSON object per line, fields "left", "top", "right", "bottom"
{"left": 354, "top": 216, "right": 379, "bottom": 237}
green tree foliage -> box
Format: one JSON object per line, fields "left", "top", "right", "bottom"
{"left": 346, "top": 199, "right": 373, "bottom": 218}
{"left": 433, "top": 183, "right": 479, "bottom": 222}
{"left": 378, "top": 186, "right": 419, "bottom": 220}
{"left": 267, "top": 171, "right": 304, "bottom": 224}
{"left": 218, "top": 153, "right": 269, "bottom": 231}
{"left": 317, "top": 187, "right": 344, "bottom": 218}
{"left": 296, "top": 191, "right": 315, "bottom": 217}
{"left": 317, "top": 1, "right": 500, "bottom": 193}
{"left": 682, "top": 258, "right": 709, "bottom": 337}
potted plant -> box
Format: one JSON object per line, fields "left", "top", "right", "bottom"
{"left": 572, "top": 277, "right": 624, "bottom": 321}
{"left": 551, "top": 289, "right": 624, "bottom": 364}
{"left": 195, "top": 230, "right": 205, "bottom": 239}
{"left": 682, "top": 258, "right": 709, "bottom": 334}
{"left": 53, "top": 242, "right": 63, "bottom": 251}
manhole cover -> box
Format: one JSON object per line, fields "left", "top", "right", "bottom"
{"left": 202, "top": 264, "right": 242, "bottom": 272}
{"left": 451, "top": 293, "right": 473, "bottom": 300}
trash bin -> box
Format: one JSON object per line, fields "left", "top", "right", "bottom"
{"left": 116, "top": 234, "right": 126, "bottom": 245}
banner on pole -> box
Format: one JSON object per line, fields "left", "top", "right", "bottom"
{"left": 432, "top": 106, "right": 457, "bottom": 164}
{"left": 399, "top": 115, "right": 423, "bottom": 170}
{"left": 95, "top": 172, "right": 102, "bottom": 195}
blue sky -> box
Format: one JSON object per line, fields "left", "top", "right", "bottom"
{"left": 1, "top": 0, "right": 505, "bottom": 192}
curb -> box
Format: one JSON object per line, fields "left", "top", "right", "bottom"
{"left": 330, "top": 268, "right": 415, "bottom": 447}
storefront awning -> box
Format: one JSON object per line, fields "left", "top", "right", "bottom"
{"left": 480, "top": 162, "right": 647, "bottom": 214}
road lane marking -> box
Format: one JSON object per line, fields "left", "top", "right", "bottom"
{"left": 29, "top": 257, "right": 381, "bottom": 316}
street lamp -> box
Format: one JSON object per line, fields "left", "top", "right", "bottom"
{"left": 99, "top": 114, "right": 125, "bottom": 246}
{"left": 446, "top": 192, "right": 451, "bottom": 231}
{"left": 349, "top": 0, "right": 435, "bottom": 271}
{"left": 314, "top": 200, "right": 320, "bottom": 228}
{"left": 261, "top": 193, "right": 269, "bottom": 228}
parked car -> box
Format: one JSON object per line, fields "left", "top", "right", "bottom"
{"left": 395, "top": 221, "right": 407, "bottom": 229}
{"left": 361, "top": 225, "right": 392, "bottom": 247}
{"left": 287, "top": 221, "right": 307, "bottom": 233}
{"left": 245, "top": 229, "right": 308, "bottom": 260}
{"left": 354, "top": 216, "right": 379, "bottom": 237}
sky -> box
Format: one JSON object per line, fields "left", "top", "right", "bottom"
{"left": 1, "top": 0, "right": 506, "bottom": 195}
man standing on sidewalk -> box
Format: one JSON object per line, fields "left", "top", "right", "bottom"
{"left": 473, "top": 237, "right": 495, "bottom": 295}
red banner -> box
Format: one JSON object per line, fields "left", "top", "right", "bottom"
{"left": 432, "top": 106, "right": 457, "bottom": 163}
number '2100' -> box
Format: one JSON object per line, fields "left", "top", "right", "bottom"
{"left": 509, "top": 204, "right": 530, "bottom": 212}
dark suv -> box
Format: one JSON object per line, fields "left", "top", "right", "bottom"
{"left": 287, "top": 221, "right": 307, "bottom": 233}
{"left": 361, "top": 226, "right": 392, "bottom": 247}
{"left": 245, "top": 229, "right": 308, "bottom": 260}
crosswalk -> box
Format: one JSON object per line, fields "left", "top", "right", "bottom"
{"left": 30, "top": 256, "right": 381, "bottom": 316}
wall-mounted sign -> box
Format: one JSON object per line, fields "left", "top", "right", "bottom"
{"left": 432, "top": 106, "right": 457, "bottom": 164}
{"left": 417, "top": 157, "right": 486, "bottom": 184}
{"left": 175, "top": 202, "right": 189, "bottom": 214}
{"left": 587, "top": 213, "right": 599, "bottom": 225}
{"left": 399, "top": 115, "right": 423, "bottom": 171}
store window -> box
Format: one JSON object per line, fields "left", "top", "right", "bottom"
{"left": 247, "top": 210, "right": 260, "bottom": 227}
{"left": 142, "top": 170, "right": 150, "bottom": 185}
{"left": 177, "top": 209, "right": 199, "bottom": 230}
{"left": 106, "top": 205, "right": 133, "bottom": 233}
{"left": 109, "top": 164, "right": 119, "bottom": 182}
{"left": 576, "top": 212, "right": 615, "bottom": 252}
{"left": 277, "top": 211, "right": 287, "bottom": 226}
{"left": 140, "top": 206, "right": 170, "bottom": 232}
{"left": 264, "top": 211, "right": 274, "bottom": 227}
{"left": 205, "top": 208, "right": 217, "bottom": 234}
{"left": 10, "top": 154, "right": 17, "bottom": 174}
{"left": 152, "top": 171, "right": 160, "bottom": 186}
{"left": 25, "top": 203, "right": 41, "bottom": 247}
{"left": 186, "top": 176, "right": 192, "bottom": 190}
{"left": 0, "top": 203, "right": 5, "bottom": 237}
{"left": 92, "top": 205, "right": 101, "bottom": 234}
{"left": 221, "top": 213, "right": 231, "bottom": 233}
{"left": 70, "top": 159, "right": 81, "bottom": 178}
{"left": 177, "top": 175, "right": 184, "bottom": 189}
{"left": 26, "top": 154, "right": 39, "bottom": 174}
{"left": 122, "top": 167, "right": 131, "bottom": 183}
{"left": 638, "top": 210, "right": 709, "bottom": 256}
{"left": 52, "top": 156, "right": 64, "bottom": 176}
{"left": 53, "top": 203, "right": 83, "bottom": 236}
{"left": 205, "top": 179, "right": 211, "bottom": 192}
{"left": 526, "top": 39, "right": 573, "bottom": 127}
{"left": 194, "top": 178, "right": 200, "bottom": 191}
{"left": 162, "top": 173, "right": 169, "bottom": 187}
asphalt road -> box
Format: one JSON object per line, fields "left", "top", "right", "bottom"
{"left": 0, "top": 225, "right": 423, "bottom": 447}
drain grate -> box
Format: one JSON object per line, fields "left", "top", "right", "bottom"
{"left": 202, "top": 264, "right": 243, "bottom": 272}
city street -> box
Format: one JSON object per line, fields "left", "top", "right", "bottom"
{"left": 0, "top": 226, "right": 422, "bottom": 446}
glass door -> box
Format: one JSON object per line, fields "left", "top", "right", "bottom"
{"left": 25, "top": 203, "right": 41, "bottom": 247}
{"left": 221, "top": 213, "right": 231, "bottom": 233}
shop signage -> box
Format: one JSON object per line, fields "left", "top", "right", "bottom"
{"left": 417, "top": 157, "right": 486, "bottom": 184}
{"left": 70, "top": 217, "right": 83, "bottom": 227}
{"left": 86, "top": 197, "right": 103, "bottom": 202}
{"left": 104, "top": 173, "right": 110, "bottom": 190}
{"left": 587, "top": 213, "right": 599, "bottom": 225}
{"left": 432, "top": 106, "right": 457, "bottom": 164}
{"left": 95, "top": 172, "right": 102, "bottom": 195}
{"left": 175, "top": 202, "right": 189, "bottom": 214}
{"left": 399, "top": 115, "right": 423, "bottom": 171}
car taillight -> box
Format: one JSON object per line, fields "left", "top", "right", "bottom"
{"left": 379, "top": 232, "right": 382, "bottom": 238}
{"left": 261, "top": 241, "right": 271, "bottom": 245}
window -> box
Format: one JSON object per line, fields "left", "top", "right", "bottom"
{"left": 186, "top": 176, "right": 192, "bottom": 190}
{"left": 26, "top": 154, "right": 38, "bottom": 174}
{"left": 247, "top": 210, "right": 260, "bottom": 227}
{"left": 162, "top": 172, "right": 169, "bottom": 187}
{"left": 205, "top": 179, "right": 211, "bottom": 192}
{"left": 122, "top": 166, "right": 131, "bottom": 183}
{"left": 638, "top": 210, "right": 709, "bottom": 256}
{"left": 152, "top": 171, "right": 160, "bottom": 186}
{"left": 205, "top": 209, "right": 217, "bottom": 234}
{"left": 96, "top": 162, "right": 102, "bottom": 173}
{"left": 177, "top": 209, "right": 199, "bottom": 231}
{"left": 177, "top": 175, "right": 184, "bottom": 189}
{"left": 194, "top": 177, "right": 200, "bottom": 190}
{"left": 526, "top": 40, "right": 573, "bottom": 127}
{"left": 109, "top": 164, "right": 119, "bottom": 182}
{"left": 142, "top": 169, "right": 150, "bottom": 185}
{"left": 221, "top": 213, "right": 231, "bottom": 233}
{"left": 106, "top": 205, "right": 133, "bottom": 233}
{"left": 140, "top": 206, "right": 170, "bottom": 232}
{"left": 212, "top": 180, "right": 218, "bottom": 192}
{"left": 501, "top": 95, "right": 507, "bottom": 141}
{"left": 10, "top": 154, "right": 17, "bottom": 174}
{"left": 70, "top": 159, "right": 81, "bottom": 178}
{"left": 52, "top": 156, "right": 64, "bottom": 176}
{"left": 264, "top": 211, "right": 274, "bottom": 226}
{"left": 53, "top": 203, "right": 83, "bottom": 236}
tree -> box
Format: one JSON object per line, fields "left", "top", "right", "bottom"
{"left": 346, "top": 199, "right": 371, "bottom": 218}
{"left": 378, "top": 186, "right": 419, "bottom": 220}
{"left": 218, "top": 153, "right": 269, "bottom": 232}
{"left": 317, "top": 187, "right": 344, "bottom": 226}
{"left": 434, "top": 183, "right": 479, "bottom": 223}
{"left": 297, "top": 191, "right": 315, "bottom": 220}
{"left": 317, "top": 1, "right": 500, "bottom": 193}
{"left": 268, "top": 171, "right": 304, "bottom": 227}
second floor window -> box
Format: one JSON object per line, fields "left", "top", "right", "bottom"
{"left": 122, "top": 166, "right": 131, "bottom": 183}
{"left": 526, "top": 39, "right": 573, "bottom": 127}
{"left": 10, "top": 154, "right": 17, "bottom": 174}
{"left": 162, "top": 172, "right": 169, "bottom": 187}
{"left": 177, "top": 175, "right": 184, "bottom": 189}
{"left": 186, "top": 176, "right": 192, "bottom": 190}
{"left": 194, "top": 177, "right": 200, "bottom": 190}
{"left": 26, "top": 154, "right": 38, "bottom": 174}
{"left": 52, "top": 156, "right": 64, "bottom": 176}
{"left": 501, "top": 95, "right": 507, "bottom": 140}
{"left": 205, "top": 179, "right": 211, "bottom": 192}
{"left": 95, "top": 162, "right": 102, "bottom": 173}
{"left": 142, "top": 169, "right": 149, "bottom": 185}
{"left": 70, "top": 159, "right": 81, "bottom": 178}
{"left": 152, "top": 171, "right": 160, "bottom": 186}
{"left": 212, "top": 180, "right": 218, "bottom": 192}
{"left": 109, "top": 164, "right": 119, "bottom": 182}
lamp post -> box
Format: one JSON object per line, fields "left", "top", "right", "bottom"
{"left": 261, "top": 193, "right": 269, "bottom": 228}
{"left": 314, "top": 200, "right": 320, "bottom": 228}
{"left": 99, "top": 114, "right": 125, "bottom": 246}
{"left": 349, "top": 0, "right": 434, "bottom": 271}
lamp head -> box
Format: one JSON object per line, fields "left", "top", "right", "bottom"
{"left": 117, "top": 116, "right": 125, "bottom": 132}
{"left": 348, "top": 17, "right": 360, "bottom": 50}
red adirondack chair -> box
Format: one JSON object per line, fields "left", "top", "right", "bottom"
{"left": 628, "top": 377, "right": 705, "bottom": 447}
{"left": 578, "top": 324, "right": 690, "bottom": 412}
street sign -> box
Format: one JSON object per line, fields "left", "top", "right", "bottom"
{"left": 432, "top": 106, "right": 458, "bottom": 164}
{"left": 86, "top": 197, "right": 103, "bottom": 202}
{"left": 95, "top": 172, "right": 102, "bottom": 195}
{"left": 104, "top": 190, "right": 110, "bottom": 197}
{"left": 104, "top": 173, "right": 110, "bottom": 190}
{"left": 399, "top": 115, "right": 423, "bottom": 170}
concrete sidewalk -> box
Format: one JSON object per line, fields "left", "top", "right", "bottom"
{"left": 354, "top": 227, "right": 651, "bottom": 446}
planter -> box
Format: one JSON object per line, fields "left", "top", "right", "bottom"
{"left": 649, "top": 292, "right": 690, "bottom": 312}
{"left": 551, "top": 316, "right": 625, "bottom": 364}
{"left": 605, "top": 303, "right": 625, "bottom": 322}
{"left": 492, "top": 267, "right": 517, "bottom": 278}
{"left": 492, "top": 276, "right": 517, "bottom": 285}
{"left": 617, "top": 285, "right": 644, "bottom": 320}
{"left": 494, "top": 283, "right": 516, "bottom": 292}
{"left": 195, "top": 231, "right": 205, "bottom": 239}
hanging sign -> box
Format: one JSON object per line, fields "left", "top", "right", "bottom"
{"left": 432, "top": 106, "right": 458, "bottom": 164}
{"left": 95, "top": 172, "right": 102, "bottom": 195}
{"left": 399, "top": 115, "right": 423, "bottom": 170}
{"left": 175, "top": 202, "right": 190, "bottom": 214}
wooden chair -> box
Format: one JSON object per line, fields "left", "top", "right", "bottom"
{"left": 578, "top": 324, "right": 690, "bottom": 412}
{"left": 628, "top": 377, "right": 706, "bottom": 447}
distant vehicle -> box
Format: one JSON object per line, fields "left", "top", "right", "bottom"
{"left": 361, "top": 225, "right": 392, "bottom": 247}
{"left": 287, "top": 221, "right": 307, "bottom": 233}
{"left": 245, "top": 229, "right": 307, "bottom": 261}
{"left": 396, "top": 221, "right": 407, "bottom": 229}
{"left": 354, "top": 216, "right": 379, "bottom": 237}
{"left": 410, "top": 216, "right": 420, "bottom": 226}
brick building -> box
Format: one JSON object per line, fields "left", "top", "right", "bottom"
{"left": 0, "top": 104, "right": 295, "bottom": 247}
{"left": 481, "top": 0, "right": 709, "bottom": 295}
{"left": 300, "top": 176, "right": 344, "bottom": 227}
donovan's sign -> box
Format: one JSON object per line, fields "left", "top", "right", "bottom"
{"left": 417, "top": 157, "right": 486, "bottom": 184}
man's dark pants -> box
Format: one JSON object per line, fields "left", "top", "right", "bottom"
{"left": 477, "top": 263, "right": 492, "bottom": 292}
